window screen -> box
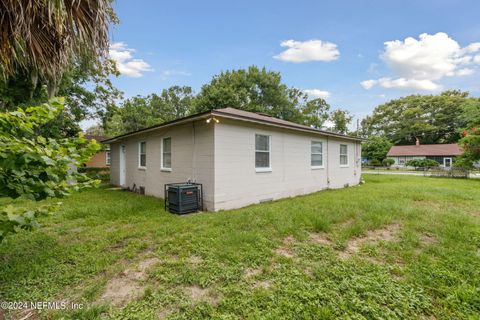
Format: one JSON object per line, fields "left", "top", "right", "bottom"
{"left": 162, "top": 137, "right": 171, "bottom": 169}
{"left": 340, "top": 144, "right": 348, "bottom": 166}
{"left": 311, "top": 141, "right": 323, "bottom": 167}
{"left": 255, "top": 134, "right": 270, "bottom": 168}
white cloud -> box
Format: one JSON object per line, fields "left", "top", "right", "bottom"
{"left": 474, "top": 55, "right": 480, "bottom": 63}
{"left": 160, "top": 70, "right": 191, "bottom": 80}
{"left": 360, "top": 79, "right": 377, "bottom": 90}
{"left": 109, "top": 42, "right": 153, "bottom": 77}
{"left": 361, "top": 78, "right": 439, "bottom": 91}
{"left": 303, "top": 89, "right": 330, "bottom": 99}
{"left": 362, "top": 32, "right": 480, "bottom": 91}
{"left": 274, "top": 39, "right": 339, "bottom": 62}
{"left": 454, "top": 68, "right": 475, "bottom": 76}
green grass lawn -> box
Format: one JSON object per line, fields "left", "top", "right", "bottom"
{"left": 1, "top": 175, "right": 479, "bottom": 319}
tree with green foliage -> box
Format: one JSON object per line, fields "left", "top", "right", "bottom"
{"left": 194, "top": 66, "right": 304, "bottom": 121}
{"left": 105, "top": 86, "right": 194, "bottom": 136}
{"left": 329, "top": 109, "right": 353, "bottom": 134}
{"left": 361, "top": 90, "right": 472, "bottom": 145}
{"left": 362, "top": 135, "right": 393, "bottom": 162}
{"left": 456, "top": 98, "right": 480, "bottom": 168}
{"left": 301, "top": 98, "right": 330, "bottom": 129}
{"left": 0, "top": 98, "right": 100, "bottom": 243}
{"left": 104, "top": 67, "right": 346, "bottom": 135}
{"left": 0, "top": 0, "right": 120, "bottom": 138}
{"left": 1, "top": 59, "right": 122, "bottom": 138}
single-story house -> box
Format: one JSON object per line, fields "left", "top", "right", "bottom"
{"left": 387, "top": 140, "right": 462, "bottom": 168}
{"left": 103, "top": 108, "right": 363, "bottom": 211}
{"left": 85, "top": 135, "right": 111, "bottom": 168}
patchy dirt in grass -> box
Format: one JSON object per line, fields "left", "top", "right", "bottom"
{"left": 472, "top": 211, "right": 480, "bottom": 217}
{"left": 157, "top": 307, "right": 176, "bottom": 319}
{"left": 275, "top": 236, "right": 296, "bottom": 258}
{"left": 338, "top": 224, "right": 400, "bottom": 260}
{"left": 188, "top": 255, "right": 203, "bottom": 265}
{"left": 308, "top": 232, "right": 333, "bottom": 246}
{"left": 253, "top": 280, "right": 271, "bottom": 289}
{"left": 413, "top": 200, "right": 443, "bottom": 210}
{"left": 336, "top": 219, "right": 355, "bottom": 229}
{"left": 11, "top": 310, "right": 39, "bottom": 320}
{"left": 244, "top": 267, "right": 262, "bottom": 278}
{"left": 183, "top": 285, "right": 220, "bottom": 305}
{"left": 419, "top": 233, "right": 437, "bottom": 245}
{"left": 98, "top": 257, "right": 160, "bottom": 306}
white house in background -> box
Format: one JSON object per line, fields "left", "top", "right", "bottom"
{"left": 103, "top": 108, "right": 363, "bottom": 211}
{"left": 387, "top": 139, "right": 462, "bottom": 168}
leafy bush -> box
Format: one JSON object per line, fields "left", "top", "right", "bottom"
{"left": 406, "top": 159, "right": 440, "bottom": 169}
{"left": 78, "top": 167, "right": 110, "bottom": 182}
{"left": 382, "top": 158, "right": 395, "bottom": 167}
{"left": 370, "top": 159, "right": 382, "bottom": 166}
{"left": 0, "top": 98, "right": 100, "bottom": 243}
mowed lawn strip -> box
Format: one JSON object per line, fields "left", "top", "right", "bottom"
{"left": 0, "top": 175, "right": 479, "bottom": 319}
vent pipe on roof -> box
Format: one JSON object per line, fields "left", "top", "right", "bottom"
{"left": 416, "top": 138, "right": 420, "bottom": 146}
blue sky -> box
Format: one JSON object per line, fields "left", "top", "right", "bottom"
{"left": 106, "top": 0, "right": 480, "bottom": 124}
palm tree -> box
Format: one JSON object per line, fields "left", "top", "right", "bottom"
{"left": 0, "top": 0, "right": 114, "bottom": 89}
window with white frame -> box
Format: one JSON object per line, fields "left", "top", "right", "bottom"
{"left": 161, "top": 137, "right": 172, "bottom": 170}
{"left": 311, "top": 141, "right": 323, "bottom": 168}
{"left": 139, "top": 141, "right": 146, "bottom": 168}
{"left": 340, "top": 144, "right": 348, "bottom": 166}
{"left": 255, "top": 134, "right": 270, "bottom": 170}
{"left": 106, "top": 150, "right": 111, "bottom": 166}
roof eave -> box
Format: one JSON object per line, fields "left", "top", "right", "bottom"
{"left": 102, "top": 111, "right": 213, "bottom": 143}
{"left": 102, "top": 108, "right": 365, "bottom": 144}
{"left": 211, "top": 109, "right": 364, "bottom": 142}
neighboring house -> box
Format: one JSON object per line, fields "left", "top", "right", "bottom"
{"left": 387, "top": 139, "right": 462, "bottom": 168}
{"left": 103, "top": 108, "right": 363, "bottom": 211}
{"left": 85, "top": 135, "right": 111, "bottom": 167}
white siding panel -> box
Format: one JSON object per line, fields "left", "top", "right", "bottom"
{"left": 213, "top": 118, "right": 361, "bottom": 210}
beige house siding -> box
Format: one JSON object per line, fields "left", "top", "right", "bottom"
{"left": 109, "top": 120, "right": 215, "bottom": 210}
{"left": 213, "top": 118, "right": 361, "bottom": 210}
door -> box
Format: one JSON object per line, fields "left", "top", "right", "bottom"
{"left": 119, "top": 145, "right": 126, "bottom": 187}
{"left": 444, "top": 157, "right": 452, "bottom": 168}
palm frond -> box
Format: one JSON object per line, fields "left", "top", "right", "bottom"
{"left": 0, "top": 0, "right": 112, "bottom": 82}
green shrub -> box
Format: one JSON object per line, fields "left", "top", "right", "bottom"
{"left": 78, "top": 167, "right": 110, "bottom": 182}
{"left": 370, "top": 159, "right": 382, "bottom": 166}
{"left": 382, "top": 158, "right": 395, "bottom": 167}
{"left": 78, "top": 167, "right": 109, "bottom": 174}
{"left": 0, "top": 98, "right": 100, "bottom": 243}
{"left": 406, "top": 159, "right": 440, "bottom": 169}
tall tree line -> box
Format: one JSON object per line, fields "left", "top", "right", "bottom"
{"left": 101, "top": 66, "right": 353, "bottom": 136}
